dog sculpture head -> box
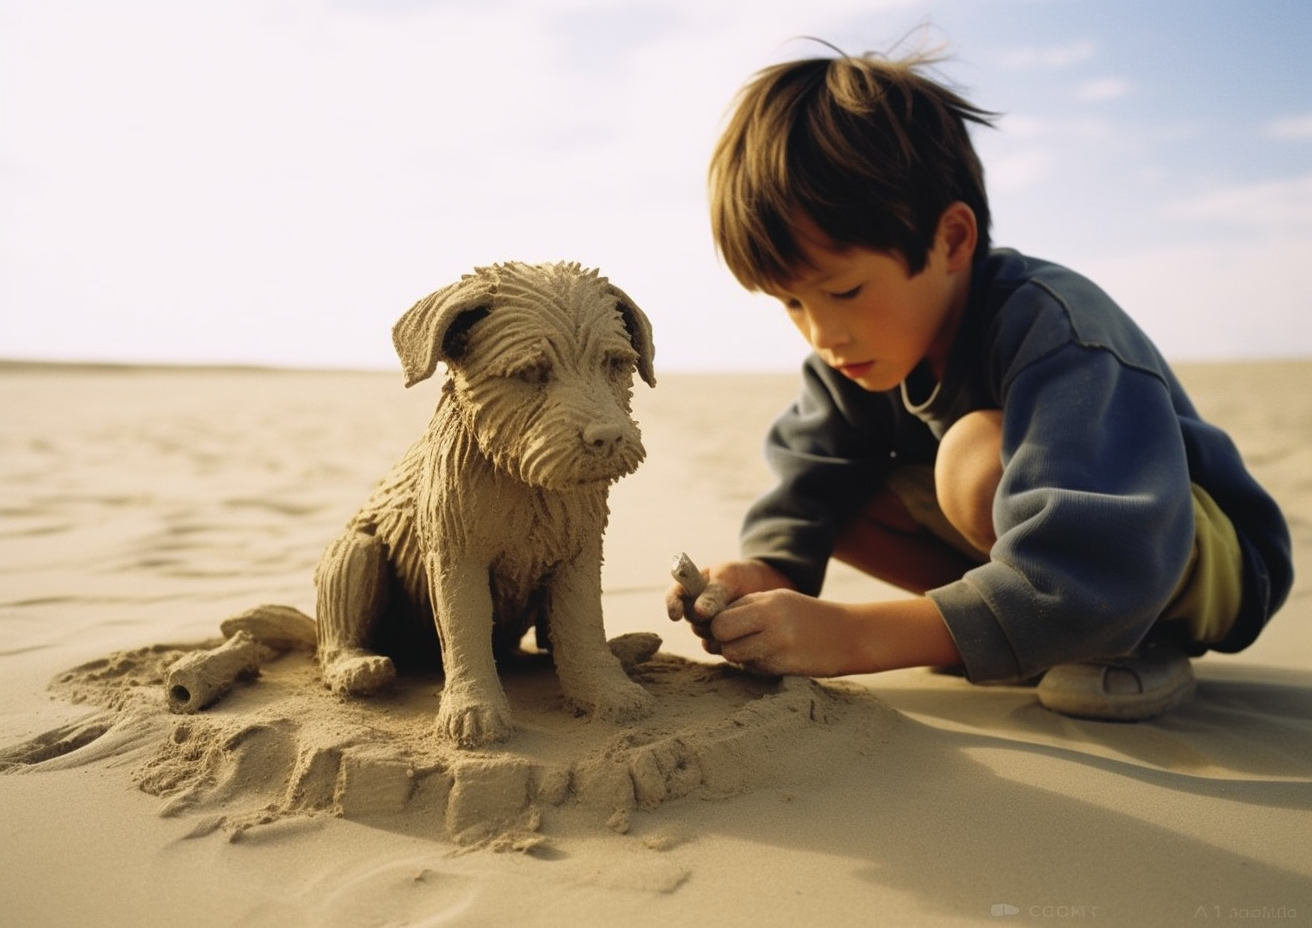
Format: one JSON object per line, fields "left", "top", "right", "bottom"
{"left": 392, "top": 262, "right": 656, "bottom": 489}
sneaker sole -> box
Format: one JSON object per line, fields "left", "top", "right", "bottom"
{"left": 1037, "top": 675, "right": 1196, "bottom": 722}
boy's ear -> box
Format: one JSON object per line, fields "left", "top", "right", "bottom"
{"left": 939, "top": 201, "right": 978, "bottom": 271}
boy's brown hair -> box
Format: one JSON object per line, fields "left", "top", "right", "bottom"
{"left": 709, "top": 49, "right": 996, "bottom": 290}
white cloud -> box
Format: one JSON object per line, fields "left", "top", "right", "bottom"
{"left": 1074, "top": 77, "right": 1131, "bottom": 103}
{"left": 994, "top": 39, "right": 1096, "bottom": 70}
{"left": 1266, "top": 113, "right": 1312, "bottom": 141}
{"left": 975, "top": 114, "right": 1113, "bottom": 193}
{"left": 990, "top": 113, "right": 1112, "bottom": 142}
{"left": 982, "top": 147, "right": 1054, "bottom": 193}
{"left": 1164, "top": 173, "right": 1312, "bottom": 231}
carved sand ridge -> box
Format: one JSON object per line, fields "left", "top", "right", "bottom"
{"left": 1, "top": 634, "right": 897, "bottom": 851}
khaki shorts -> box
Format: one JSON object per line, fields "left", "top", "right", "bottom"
{"left": 885, "top": 465, "right": 1243, "bottom": 645}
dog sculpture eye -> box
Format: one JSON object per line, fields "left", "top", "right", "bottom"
{"left": 605, "top": 351, "right": 637, "bottom": 380}
{"left": 511, "top": 358, "right": 552, "bottom": 385}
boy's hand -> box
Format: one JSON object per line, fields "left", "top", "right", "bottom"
{"left": 665, "top": 558, "right": 794, "bottom": 653}
{"left": 707, "top": 589, "right": 856, "bottom": 677}
{"left": 713, "top": 593, "right": 963, "bottom": 679}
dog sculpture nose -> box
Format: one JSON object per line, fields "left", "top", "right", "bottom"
{"left": 582, "top": 422, "right": 623, "bottom": 455}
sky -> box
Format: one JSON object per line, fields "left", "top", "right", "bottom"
{"left": 2, "top": 0, "right": 1310, "bottom": 372}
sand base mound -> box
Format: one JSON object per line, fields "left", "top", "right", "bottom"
{"left": 1, "top": 633, "right": 897, "bottom": 852}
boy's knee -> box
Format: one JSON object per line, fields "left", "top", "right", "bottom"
{"left": 936, "top": 410, "right": 1004, "bottom": 554}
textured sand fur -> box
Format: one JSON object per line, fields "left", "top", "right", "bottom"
{"left": 317, "top": 262, "right": 656, "bottom": 747}
{"left": 1, "top": 362, "right": 1310, "bottom": 926}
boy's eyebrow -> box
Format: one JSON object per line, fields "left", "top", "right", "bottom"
{"left": 800, "top": 268, "right": 847, "bottom": 287}
{"left": 771, "top": 265, "right": 848, "bottom": 295}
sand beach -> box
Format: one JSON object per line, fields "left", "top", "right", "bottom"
{"left": 1, "top": 360, "right": 1309, "bottom": 927}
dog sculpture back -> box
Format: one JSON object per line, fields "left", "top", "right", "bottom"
{"left": 315, "top": 262, "right": 656, "bottom": 747}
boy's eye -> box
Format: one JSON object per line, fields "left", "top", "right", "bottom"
{"left": 830, "top": 286, "right": 862, "bottom": 300}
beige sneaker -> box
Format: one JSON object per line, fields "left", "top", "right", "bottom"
{"left": 1036, "top": 640, "right": 1195, "bottom": 721}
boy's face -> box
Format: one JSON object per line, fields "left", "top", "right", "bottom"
{"left": 766, "top": 211, "right": 973, "bottom": 392}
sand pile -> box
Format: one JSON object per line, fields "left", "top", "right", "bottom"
{"left": 2, "top": 620, "right": 896, "bottom": 854}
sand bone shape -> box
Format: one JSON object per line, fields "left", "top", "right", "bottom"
{"left": 316, "top": 261, "right": 657, "bottom": 748}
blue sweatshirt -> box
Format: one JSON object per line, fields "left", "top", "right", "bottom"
{"left": 740, "top": 249, "right": 1293, "bottom": 682}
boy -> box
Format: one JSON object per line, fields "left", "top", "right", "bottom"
{"left": 665, "top": 50, "right": 1292, "bottom": 720}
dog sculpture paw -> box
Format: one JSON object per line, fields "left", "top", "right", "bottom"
{"left": 438, "top": 690, "right": 515, "bottom": 748}
{"left": 321, "top": 649, "right": 396, "bottom": 697}
{"left": 565, "top": 674, "right": 655, "bottom": 724}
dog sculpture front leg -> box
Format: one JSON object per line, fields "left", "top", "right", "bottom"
{"left": 427, "top": 551, "right": 514, "bottom": 747}
{"left": 547, "top": 542, "right": 654, "bottom": 722}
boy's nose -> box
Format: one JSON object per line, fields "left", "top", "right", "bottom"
{"left": 805, "top": 310, "right": 849, "bottom": 351}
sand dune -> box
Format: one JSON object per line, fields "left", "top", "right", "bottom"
{"left": 1, "top": 361, "right": 1309, "bottom": 927}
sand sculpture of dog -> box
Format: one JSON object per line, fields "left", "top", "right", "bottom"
{"left": 315, "top": 261, "right": 657, "bottom": 748}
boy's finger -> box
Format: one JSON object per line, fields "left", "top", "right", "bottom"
{"left": 693, "top": 581, "right": 732, "bottom": 620}
{"left": 664, "top": 586, "right": 688, "bottom": 621}
{"left": 700, "top": 634, "right": 723, "bottom": 655}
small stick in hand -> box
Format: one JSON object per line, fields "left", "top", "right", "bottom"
{"left": 670, "top": 552, "right": 707, "bottom": 600}
{"left": 671, "top": 552, "right": 722, "bottom": 654}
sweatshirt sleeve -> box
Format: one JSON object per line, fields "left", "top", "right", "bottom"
{"left": 929, "top": 342, "right": 1197, "bottom": 682}
{"left": 740, "top": 356, "right": 920, "bottom": 595}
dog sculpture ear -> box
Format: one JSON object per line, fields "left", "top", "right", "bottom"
{"left": 605, "top": 283, "right": 657, "bottom": 388}
{"left": 391, "top": 273, "right": 497, "bottom": 388}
